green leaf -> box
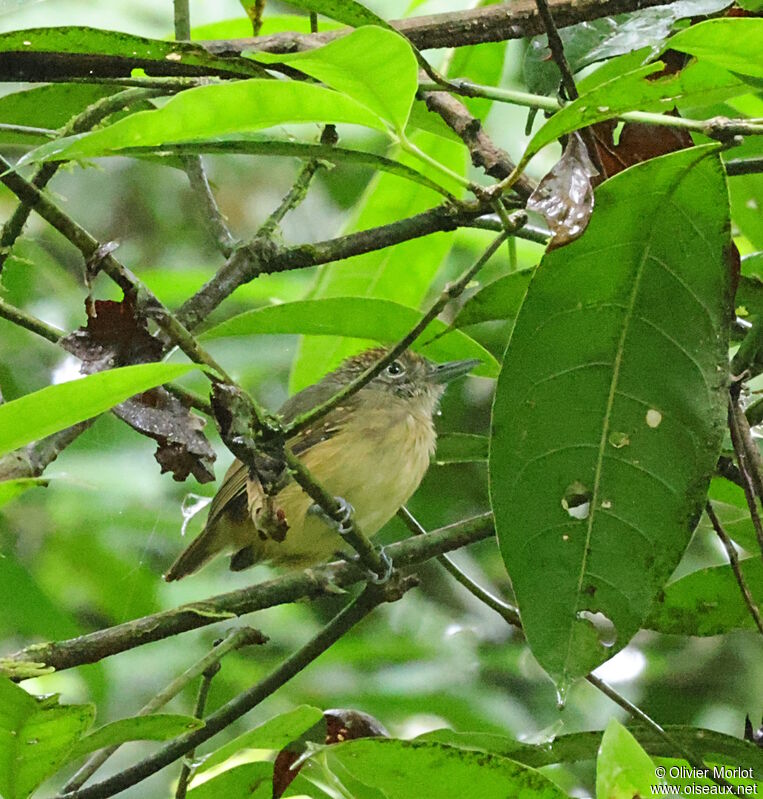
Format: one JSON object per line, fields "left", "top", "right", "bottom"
{"left": 290, "top": 130, "right": 467, "bottom": 391}
{"left": 323, "top": 739, "right": 568, "bottom": 799}
{"left": 419, "top": 724, "right": 763, "bottom": 772}
{"left": 646, "top": 558, "right": 763, "bottom": 635}
{"left": 596, "top": 719, "right": 656, "bottom": 799}
{"left": 0, "top": 553, "right": 80, "bottom": 641}
{"left": 453, "top": 269, "right": 533, "bottom": 329}
{"left": 434, "top": 433, "right": 488, "bottom": 465}
{"left": 667, "top": 19, "right": 763, "bottom": 79}
{"left": 255, "top": 27, "right": 418, "bottom": 132}
{"left": 0, "top": 84, "right": 119, "bottom": 146}
{"left": 0, "top": 362, "right": 198, "bottom": 457}
{"left": 0, "top": 478, "right": 48, "bottom": 509}
{"left": 68, "top": 714, "right": 204, "bottom": 761}
{"left": 0, "top": 26, "right": 263, "bottom": 78}
{"left": 489, "top": 147, "right": 731, "bottom": 687}
{"left": 114, "top": 138, "right": 452, "bottom": 197}
{"left": 201, "top": 298, "right": 498, "bottom": 377}
{"left": 280, "top": 0, "right": 390, "bottom": 29}
{"left": 188, "top": 761, "right": 272, "bottom": 798}
{"left": 197, "top": 705, "right": 323, "bottom": 774}
{"left": 21, "top": 80, "right": 387, "bottom": 165}
{"left": 0, "top": 678, "right": 95, "bottom": 799}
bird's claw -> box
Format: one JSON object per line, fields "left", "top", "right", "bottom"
{"left": 367, "top": 547, "right": 394, "bottom": 585}
{"left": 308, "top": 496, "right": 355, "bottom": 535}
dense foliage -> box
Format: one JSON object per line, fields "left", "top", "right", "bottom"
{"left": 0, "top": 0, "right": 761, "bottom": 797}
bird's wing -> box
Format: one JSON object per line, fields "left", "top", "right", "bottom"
{"left": 208, "top": 390, "right": 355, "bottom": 528}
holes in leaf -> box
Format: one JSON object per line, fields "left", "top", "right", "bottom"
{"left": 562, "top": 481, "right": 591, "bottom": 520}
{"left": 646, "top": 409, "right": 663, "bottom": 428}
{"left": 577, "top": 610, "right": 617, "bottom": 648}
{"left": 608, "top": 431, "right": 630, "bottom": 448}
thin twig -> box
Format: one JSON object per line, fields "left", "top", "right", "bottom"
{"left": 705, "top": 501, "right": 763, "bottom": 635}
{"left": 172, "top": 0, "right": 237, "bottom": 258}
{"left": 285, "top": 221, "right": 522, "bottom": 437}
{"left": 397, "top": 507, "right": 520, "bottom": 626}
{"left": 728, "top": 392, "right": 763, "bottom": 562}
{"left": 174, "top": 657, "right": 221, "bottom": 799}
{"left": 418, "top": 79, "right": 763, "bottom": 141}
{"left": 60, "top": 627, "right": 265, "bottom": 793}
{"left": 585, "top": 674, "right": 739, "bottom": 794}
{"left": 534, "top": 0, "right": 578, "bottom": 101}
{"left": 0, "top": 297, "right": 62, "bottom": 343}
{"left": 4, "top": 513, "right": 493, "bottom": 676}
{"left": 725, "top": 157, "right": 763, "bottom": 177}
{"left": 59, "top": 577, "right": 416, "bottom": 799}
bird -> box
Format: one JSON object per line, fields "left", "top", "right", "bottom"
{"left": 164, "top": 348, "right": 479, "bottom": 581}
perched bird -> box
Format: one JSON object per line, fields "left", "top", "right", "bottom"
{"left": 164, "top": 348, "right": 479, "bottom": 581}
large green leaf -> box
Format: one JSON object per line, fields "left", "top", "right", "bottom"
{"left": 0, "top": 478, "right": 48, "bottom": 509}
{"left": 596, "top": 719, "right": 656, "bottom": 799}
{"left": 646, "top": 558, "right": 763, "bottom": 635}
{"left": 68, "top": 714, "right": 204, "bottom": 760}
{"left": 255, "top": 27, "right": 417, "bottom": 132}
{"left": 290, "top": 130, "right": 468, "bottom": 391}
{"left": 22, "top": 80, "right": 387, "bottom": 165}
{"left": 667, "top": 18, "right": 763, "bottom": 79}
{"left": 420, "top": 725, "right": 763, "bottom": 771}
{"left": 489, "top": 147, "right": 731, "bottom": 687}
{"left": 197, "top": 705, "right": 323, "bottom": 774}
{"left": 323, "top": 739, "right": 568, "bottom": 799}
{"left": 0, "top": 26, "right": 263, "bottom": 79}
{"left": 0, "top": 84, "right": 120, "bottom": 146}
{"left": 452, "top": 269, "right": 533, "bottom": 329}
{"left": 0, "top": 678, "right": 94, "bottom": 799}
{"left": 201, "top": 297, "right": 498, "bottom": 377}
{"left": 0, "top": 362, "right": 198, "bottom": 457}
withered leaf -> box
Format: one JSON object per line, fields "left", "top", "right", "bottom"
{"left": 527, "top": 131, "right": 599, "bottom": 248}
{"left": 590, "top": 118, "right": 693, "bottom": 179}
{"left": 62, "top": 295, "right": 215, "bottom": 483}
{"left": 272, "top": 709, "right": 388, "bottom": 799}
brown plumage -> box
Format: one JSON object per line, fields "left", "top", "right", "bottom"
{"left": 164, "top": 348, "right": 478, "bottom": 581}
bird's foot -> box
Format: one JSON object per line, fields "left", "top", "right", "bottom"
{"left": 332, "top": 546, "right": 394, "bottom": 585}
{"left": 308, "top": 496, "right": 355, "bottom": 535}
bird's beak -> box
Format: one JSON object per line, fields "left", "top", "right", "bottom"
{"left": 430, "top": 358, "right": 481, "bottom": 383}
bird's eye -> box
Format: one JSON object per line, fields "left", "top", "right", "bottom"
{"left": 385, "top": 360, "right": 405, "bottom": 377}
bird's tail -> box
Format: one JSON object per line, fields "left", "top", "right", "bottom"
{"left": 164, "top": 525, "right": 223, "bottom": 582}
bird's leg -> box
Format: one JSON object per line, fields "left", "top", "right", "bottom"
{"left": 307, "top": 496, "right": 355, "bottom": 535}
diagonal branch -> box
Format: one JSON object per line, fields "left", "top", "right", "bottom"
{"left": 2, "top": 513, "right": 493, "bottom": 677}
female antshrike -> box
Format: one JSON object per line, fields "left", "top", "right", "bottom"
{"left": 164, "top": 348, "right": 478, "bottom": 580}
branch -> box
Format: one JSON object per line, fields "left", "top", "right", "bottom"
{"left": 420, "top": 90, "right": 535, "bottom": 199}
{"left": 3, "top": 513, "right": 492, "bottom": 676}
{"left": 533, "top": 0, "right": 579, "bottom": 101}
{"left": 175, "top": 200, "right": 490, "bottom": 331}
{"left": 205, "top": 0, "right": 684, "bottom": 56}
{"left": 60, "top": 577, "right": 416, "bottom": 799}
